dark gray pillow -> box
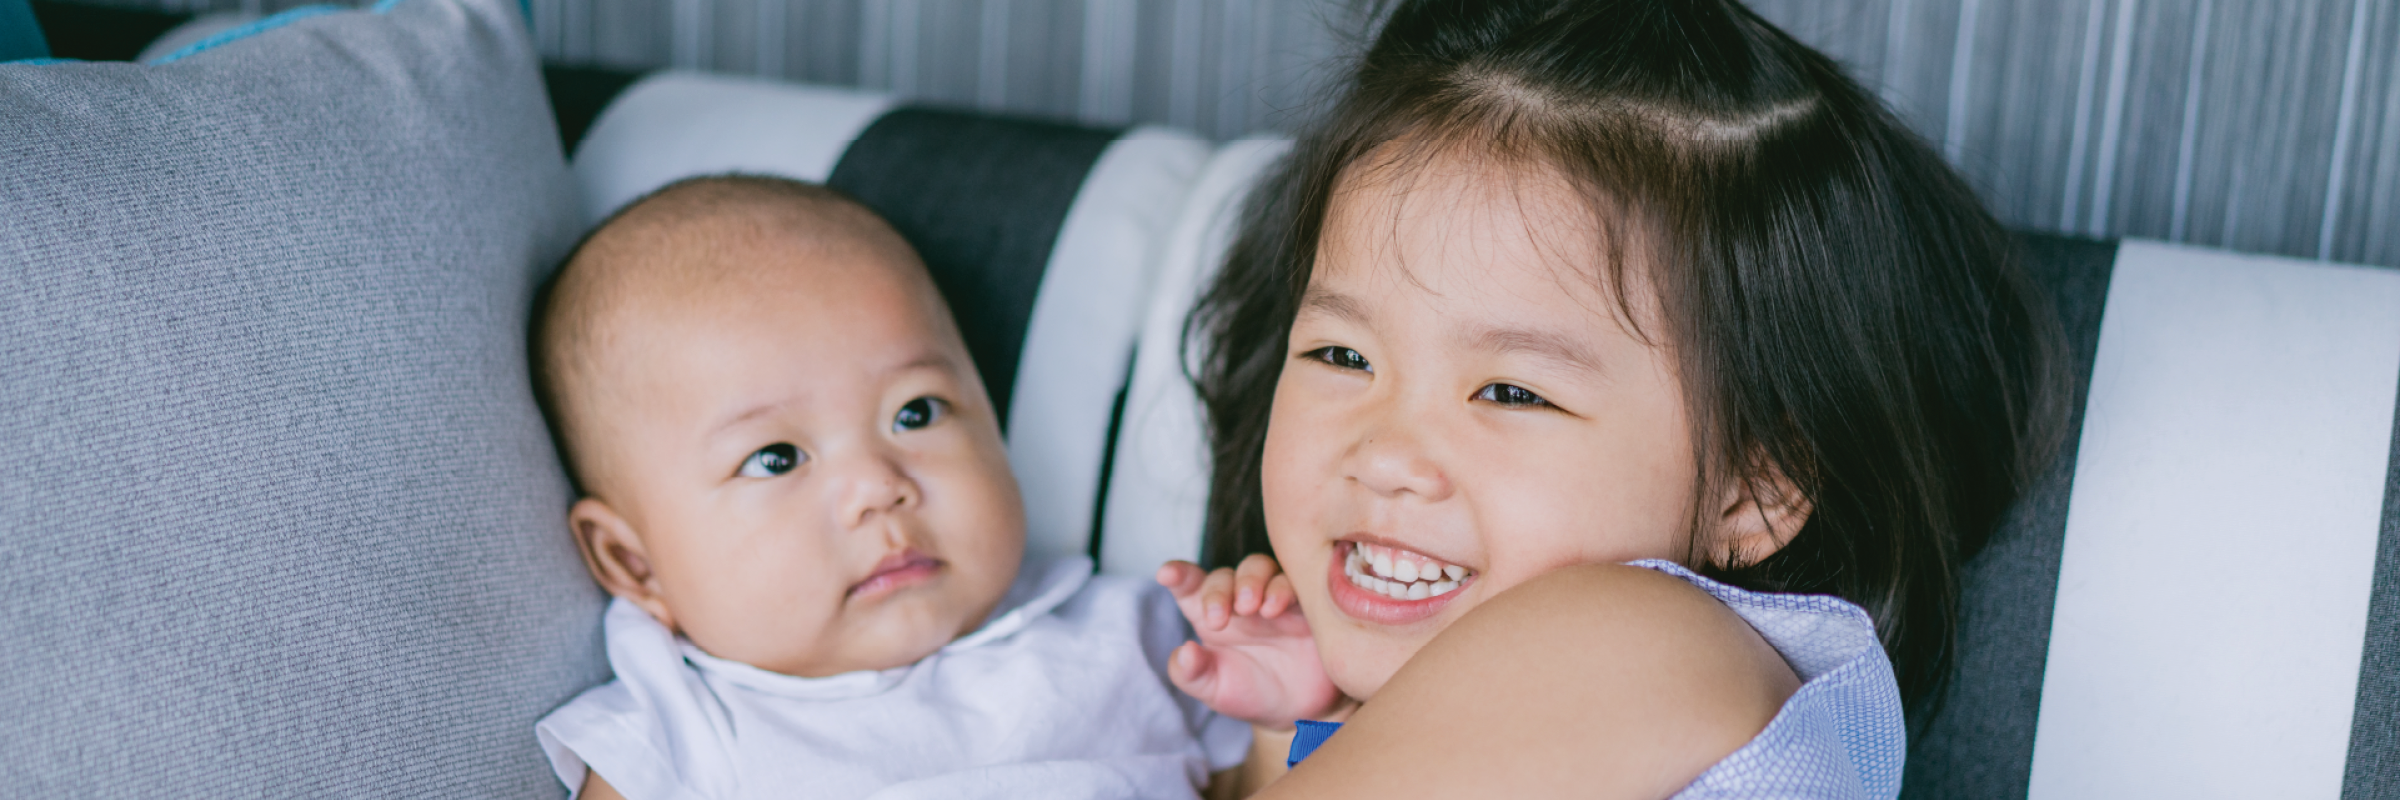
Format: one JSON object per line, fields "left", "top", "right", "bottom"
{"left": 0, "top": 0, "right": 603, "bottom": 794}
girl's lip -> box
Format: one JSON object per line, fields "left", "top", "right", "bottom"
{"left": 848, "top": 549, "right": 941, "bottom": 600}
{"left": 1326, "top": 541, "right": 1470, "bottom": 626}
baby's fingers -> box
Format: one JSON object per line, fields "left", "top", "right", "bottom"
{"left": 1261, "top": 573, "right": 1299, "bottom": 618}
{"left": 1198, "top": 566, "right": 1238, "bottom": 630}
{"left": 1167, "top": 641, "right": 1220, "bottom": 701}
{"left": 1155, "top": 560, "right": 1207, "bottom": 598}
{"left": 1232, "top": 554, "right": 1281, "bottom": 616}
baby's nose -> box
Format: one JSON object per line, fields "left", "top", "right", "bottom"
{"left": 837, "top": 456, "right": 918, "bottom": 527}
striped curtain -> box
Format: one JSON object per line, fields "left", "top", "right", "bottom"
{"left": 135, "top": 0, "right": 2400, "bottom": 268}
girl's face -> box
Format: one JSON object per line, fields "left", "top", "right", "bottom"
{"left": 1263, "top": 148, "right": 1705, "bottom": 701}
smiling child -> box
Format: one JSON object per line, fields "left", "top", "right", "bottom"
{"left": 1153, "top": 0, "right": 2065, "bottom": 797}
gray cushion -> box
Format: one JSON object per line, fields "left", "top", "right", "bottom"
{"left": 1905, "top": 237, "right": 2400, "bottom": 798}
{"left": 0, "top": 0, "right": 602, "bottom": 794}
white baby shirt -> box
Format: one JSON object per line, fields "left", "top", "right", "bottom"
{"left": 537, "top": 556, "right": 1251, "bottom": 800}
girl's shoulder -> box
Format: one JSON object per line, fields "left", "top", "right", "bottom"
{"left": 1622, "top": 559, "right": 1891, "bottom": 684}
{"left": 1269, "top": 562, "right": 1897, "bottom": 800}
{"left": 1623, "top": 560, "right": 1906, "bottom": 800}
{"left": 1260, "top": 563, "right": 1807, "bottom": 799}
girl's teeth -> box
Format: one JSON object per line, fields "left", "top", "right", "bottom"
{"left": 1342, "top": 542, "right": 1473, "bottom": 602}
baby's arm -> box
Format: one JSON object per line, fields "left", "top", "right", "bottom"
{"left": 1157, "top": 555, "right": 1352, "bottom": 799}
{"left": 575, "top": 771, "right": 627, "bottom": 800}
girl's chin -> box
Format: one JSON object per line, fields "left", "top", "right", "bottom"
{"left": 1317, "top": 638, "right": 1400, "bottom": 704}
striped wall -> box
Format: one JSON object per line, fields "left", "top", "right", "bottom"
{"left": 122, "top": 0, "right": 2400, "bottom": 269}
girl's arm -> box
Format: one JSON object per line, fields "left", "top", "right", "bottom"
{"left": 1253, "top": 564, "right": 1800, "bottom": 800}
{"left": 1205, "top": 726, "right": 1293, "bottom": 800}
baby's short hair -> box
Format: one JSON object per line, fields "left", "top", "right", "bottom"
{"left": 529, "top": 175, "right": 913, "bottom": 494}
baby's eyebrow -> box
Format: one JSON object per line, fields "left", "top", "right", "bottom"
{"left": 704, "top": 353, "right": 960, "bottom": 440}
{"left": 881, "top": 351, "right": 960, "bottom": 377}
{"left": 1461, "top": 324, "right": 1607, "bottom": 377}
{"left": 708, "top": 400, "right": 788, "bottom": 440}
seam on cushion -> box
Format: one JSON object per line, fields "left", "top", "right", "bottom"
{"left": 3, "top": 57, "right": 79, "bottom": 65}
{"left": 153, "top": 5, "right": 344, "bottom": 64}
{"left": 363, "top": 0, "right": 511, "bottom": 25}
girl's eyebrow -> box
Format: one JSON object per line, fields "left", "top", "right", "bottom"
{"left": 1298, "top": 288, "right": 1370, "bottom": 324}
{"left": 1462, "top": 325, "right": 1606, "bottom": 377}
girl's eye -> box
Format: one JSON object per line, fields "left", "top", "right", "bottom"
{"left": 893, "top": 397, "right": 946, "bottom": 432}
{"left": 1475, "top": 383, "right": 1550, "bottom": 408}
{"left": 737, "top": 443, "right": 804, "bottom": 478}
{"left": 1308, "top": 346, "right": 1372, "bottom": 373}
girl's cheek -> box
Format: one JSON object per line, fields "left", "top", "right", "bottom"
{"left": 1261, "top": 376, "right": 1330, "bottom": 519}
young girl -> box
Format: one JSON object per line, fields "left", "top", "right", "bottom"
{"left": 1154, "top": 0, "right": 2066, "bottom": 797}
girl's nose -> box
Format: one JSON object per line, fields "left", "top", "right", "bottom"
{"left": 1347, "top": 422, "right": 1452, "bottom": 502}
{"left": 836, "top": 452, "right": 919, "bottom": 529}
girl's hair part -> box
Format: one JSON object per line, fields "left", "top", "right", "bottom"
{"left": 1188, "top": 0, "right": 2070, "bottom": 710}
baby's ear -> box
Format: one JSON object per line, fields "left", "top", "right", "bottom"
{"left": 1711, "top": 456, "right": 1812, "bottom": 570}
{"left": 569, "top": 498, "right": 678, "bottom": 629}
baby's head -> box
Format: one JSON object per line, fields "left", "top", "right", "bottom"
{"left": 534, "top": 176, "right": 1024, "bottom": 678}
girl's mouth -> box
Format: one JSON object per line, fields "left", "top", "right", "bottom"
{"left": 1327, "top": 540, "right": 1476, "bottom": 625}
{"left": 848, "top": 549, "right": 941, "bottom": 600}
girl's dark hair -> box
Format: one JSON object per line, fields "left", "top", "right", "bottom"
{"left": 1189, "top": 0, "right": 2068, "bottom": 708}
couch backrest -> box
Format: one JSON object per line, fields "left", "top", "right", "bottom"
{"left": 1907, "top": 238, "right": 2400, "bottom": 799}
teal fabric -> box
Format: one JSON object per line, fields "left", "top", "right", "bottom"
{"left": 0, "top": 0, "right": 604, "bottom": 794}
{"left": 150, "top": 5, "right": 342, "bottom": 63}
{"left": 0, "top": 0, "right": 49, "bottom": 62}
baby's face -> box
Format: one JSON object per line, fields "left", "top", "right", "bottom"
{"left": 580, "top": 231, "right": 1023, "bottom": 678}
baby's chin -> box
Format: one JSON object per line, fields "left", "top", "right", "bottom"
{"left": 743, "top": 625, "right": 956, "bottom": 678}
{"left": 803, "top": 588, "right": 1004, "bottom": 676}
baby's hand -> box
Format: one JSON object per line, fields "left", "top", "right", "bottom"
{"left": 1157, "top": 554, "right": 1344, "bottom": 731}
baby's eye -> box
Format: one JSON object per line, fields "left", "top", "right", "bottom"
{"left": 893, "top": 397, "right": 946, "bottom": 432}
{"left": 1306, "top": 346, "right": 1372, "bottom": 373}
{"left": 1474, "top": 383, "right": 1550, "bottom": 408}
{"left": 737, "top": 443, "right": 804, "bottom": 478}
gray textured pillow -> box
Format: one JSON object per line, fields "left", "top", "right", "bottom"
{"left": 0, "top": 0, "right": 603, "bottom": 794}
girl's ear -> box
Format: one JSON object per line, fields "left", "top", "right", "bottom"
{"left": 569, "top": 497, "right": 678, "bottom": 630}
{"left": 1712, "top": 458, "right": 1812, "bottom": 569}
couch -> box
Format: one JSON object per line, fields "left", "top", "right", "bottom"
{"left": 5, "top": 1, "right": 2395, "bottom": 797}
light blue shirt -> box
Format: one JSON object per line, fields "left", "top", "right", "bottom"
{"left": 1642, "top": 559, "right": 1903, "bottom": 799}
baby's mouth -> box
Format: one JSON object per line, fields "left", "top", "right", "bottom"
{"left": 848, "top": 549, "right": 942, "bottom": 599}
{"left": 1342, "top": 541, "right": 1474, "bottom": 601}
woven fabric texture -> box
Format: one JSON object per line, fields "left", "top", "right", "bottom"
{"left": 1900, "top": 234, "right": 2118, "bottom": 798}
{"left": 0, "top": 0, "right": 604, "bottom": 794}
{"left": 2346, "top": 379, "right": 2400, "bottom": 799}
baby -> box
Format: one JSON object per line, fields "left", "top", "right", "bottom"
{"left": 529, "top": 176, "right": 1246, "bottom": 800}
